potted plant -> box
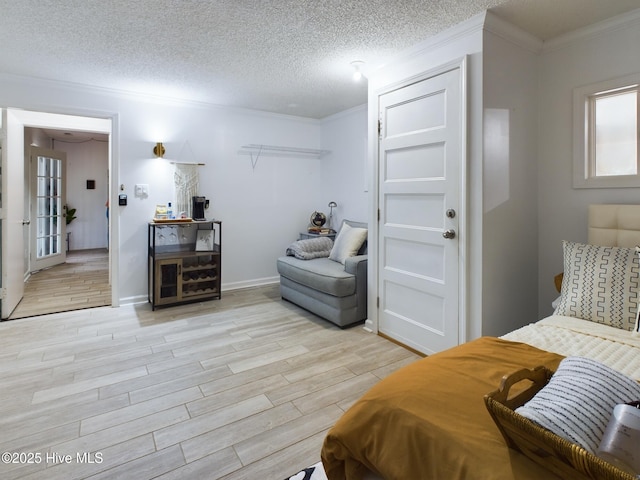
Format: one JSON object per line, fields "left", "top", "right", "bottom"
{"left": 64, "top": 205, "right": 77, "bottom": 225}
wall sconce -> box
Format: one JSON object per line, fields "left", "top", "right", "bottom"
{"left": 153, "top": 142, "right": 166, "bottom": 158}
{"left": 350, "top": 61, "right": 365, "bottom": 82}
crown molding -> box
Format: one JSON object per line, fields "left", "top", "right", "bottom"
{"left": 320, "top": 103, "right": 366, "bottom": 124}
{"left": 0, "top": 72, "right": 323, "bottom": 124}
{"left": 369, "top": 11, "right": 486, "bottom": 78}
{"left": 370, "top": 10, "right": 544, "bottom": 79}
{"left": 483, "top": 11, "right": 543, "bottom": 54}
{"left": 543, "top": 7, "right": 640, "bottom": 53}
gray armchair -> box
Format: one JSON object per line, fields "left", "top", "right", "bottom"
{"left": 276, "top": 220, "right": 367, "bottom": 328}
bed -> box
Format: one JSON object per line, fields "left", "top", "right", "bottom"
{"left": 319, "top": 204, "right": 640, "bottom": 480}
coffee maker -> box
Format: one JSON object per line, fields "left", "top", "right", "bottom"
{"left": 192, "top": 196, "right": 209, "bottom": 221}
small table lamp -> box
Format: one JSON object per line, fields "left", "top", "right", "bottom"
{"left": 328, "top": 201, "right": 337, "bottom": 231}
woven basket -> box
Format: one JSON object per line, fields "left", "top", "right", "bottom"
{"left": 484, "top": 366, "right": 636, "bottom": 480}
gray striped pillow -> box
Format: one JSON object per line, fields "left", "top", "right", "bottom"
{"left": 515, "top": 357, "right": 640, "bottom": 454}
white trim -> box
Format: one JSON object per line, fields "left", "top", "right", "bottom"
{"left": 320, "top": 103, "right": 367, "bottom": 124}
{"left": 121, "top": 277, "right": 280, "bottom": 307}
{"left": 367, "top": 12, "right": 485, "bottom": 80}
{"left": 6, "top": 108, "right": 120, "bottom": 308}
{"left": 458, "top": 56, "right": 468, "bottom": 346}
{"left": 7, "top": 109, "right": 110, "bottom": 133}
{"left": 366, "top": 92, "right": 380, "bottom": 335}
{"left": 119, "top": 294, "right": 149, "bottom": 306}
{"left": 0, "top": 72, "right": 324, "bottom": 125}
{"left": 483, "top": 11, "right": 543, "bottom": 53}
{"left": 544, "top": 8, "right": 640, "bottom": 53}
{"left": 109, "top": 113, "right": 119, "bottom": 307}
{"left": 222, "top": 277, "right": 279, "bottom": 291}
{"left": 573, "top": 73, "right": 640, "bottom": 189}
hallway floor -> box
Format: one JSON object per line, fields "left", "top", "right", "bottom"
{"left": 9, "top": 248, "right": 111, "bottom": 319}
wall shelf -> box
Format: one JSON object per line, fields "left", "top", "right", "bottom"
{"left": 239, "top": 144, "right": 330, "bottom": 158}
{"left": 239, "top": 144, "right": 331, "bottom": 169}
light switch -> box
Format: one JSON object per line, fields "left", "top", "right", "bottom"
{"left": 135, "top": 184, "right": 149, "bottom": 197}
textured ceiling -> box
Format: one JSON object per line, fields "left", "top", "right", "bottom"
{"left": 1, "top": 0, "right": 639, "bottom": 119}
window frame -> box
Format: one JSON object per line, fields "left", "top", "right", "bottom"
{"left": 573, "top": 73, "right": 640, "bottom": 189}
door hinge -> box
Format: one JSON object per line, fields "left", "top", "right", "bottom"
{"left": 377, "top": 209, "right": 381, "bottom": 222}
{"left": 377, "top": 119, "right": 382, "bottom": 139}
{"left": 376, "top": 296, "right": 380, "bottom": 308}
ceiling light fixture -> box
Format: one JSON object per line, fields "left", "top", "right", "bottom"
{"left": 350, "top": 61, "right": 365, "bottom": 82}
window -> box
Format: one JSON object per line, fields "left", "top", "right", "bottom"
{"left": 573, "top": 74, "right": 640, "bottom": 188}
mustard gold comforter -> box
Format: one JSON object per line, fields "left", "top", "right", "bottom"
{"left": 321, "top": 337, "right": 564, "bottom": 480}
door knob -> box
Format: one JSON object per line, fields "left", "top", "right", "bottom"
{"left": 22, "top": 220, "right": 30, "bottom": 225}
{"left": 442, "top": 229, "right": 456, "bottom": 239}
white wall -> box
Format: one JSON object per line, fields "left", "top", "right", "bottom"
{"left": 537, "top": 13, "right": 640, "bottom": 317}
{"left": 319, "top": 105, "right": 368, "bottom": 229}
{"left": 53, "top": 139, "right": 109, "bottom": 250}
{"left": 22, "top": 130, "right": 108, "bottom": 259}
{"left": 482, "top": 21, "right": 541, "bottom": 335}
{"left": 0, "top": 74, "right": 367, "bottom": 304}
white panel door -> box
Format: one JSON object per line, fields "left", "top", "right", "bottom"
{"left": 378, "top": 66, "right": 462, "bottom": 355}
{"left": 1, "top": 109, "right": 26, "bottom": 318}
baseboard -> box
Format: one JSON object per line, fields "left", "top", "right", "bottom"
{"left": 222, "top": 277, "right": 280, "bottom": 291}
{"left": 119, "top": 277, "right": 280, "bottom": 307}
{"left": 119, "top": 294, "right": 149, "bottom": 306}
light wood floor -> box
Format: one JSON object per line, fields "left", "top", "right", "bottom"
{"left": 0, "top": 285, "right": 420, "bottom": 479}
{"left": 10, "top": 249, "right": 111, "bottom": 320}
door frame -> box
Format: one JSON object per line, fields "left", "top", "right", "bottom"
{"left": 366, "top": 57, "right": 468, "bottom": 344}
{"left": 1, "top": 109, "right": 27, "bottom": 317}
{"left": 3, "top": 108, "right": 119, "bottom": 314}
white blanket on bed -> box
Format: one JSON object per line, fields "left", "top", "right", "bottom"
{"left": 502, "top": 315, "right": 640, "bottom": 380}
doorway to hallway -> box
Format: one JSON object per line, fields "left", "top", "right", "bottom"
{"left": 9, "top": 249, "right": 110, "bottom": 319}
{"left": 1, "top": 108, "right": 117, "bottom": 319}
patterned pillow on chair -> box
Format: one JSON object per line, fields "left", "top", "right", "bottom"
{"left": 553, "top": 241, "right": 639, "bottom": 331}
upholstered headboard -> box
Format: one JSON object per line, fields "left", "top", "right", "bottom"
{"left": 588, "top": 204, "right": 640, "bottom": 247}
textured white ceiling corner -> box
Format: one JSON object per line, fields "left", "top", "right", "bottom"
{"left": 491, "top": 0, "right": 640, "bottom": 42}
{"left": 0, "top": 0, "right": 639, "bottom": 120}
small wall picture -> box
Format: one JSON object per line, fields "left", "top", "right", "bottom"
{"left": 195, "top": 230, "right": 214, "bottom": 251}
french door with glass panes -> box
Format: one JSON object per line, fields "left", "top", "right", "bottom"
{"left": 30, "top": 147, "right": 66, "bottom": 272}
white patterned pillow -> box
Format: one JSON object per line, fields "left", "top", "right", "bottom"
{"left": 553, "top": 241, "right": 639, "bottom": 331}
{"left": 515, "top": 357, "right": 640, "bottom": 454}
